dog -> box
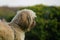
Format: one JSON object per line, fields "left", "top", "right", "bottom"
{"left": 0, "top": 9, "right": 36, "bottom": 40}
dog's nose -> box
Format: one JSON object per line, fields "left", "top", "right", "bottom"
{"left": 31, "top": 21, "right": 36, "bottom": 27}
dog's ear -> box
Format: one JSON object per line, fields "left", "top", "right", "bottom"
{"left": 18, "top": 12, "right": 31, "bottom": 30}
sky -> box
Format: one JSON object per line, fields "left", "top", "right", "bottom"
{"left": 0, "top": 0, "right": 60, "bottom": 7}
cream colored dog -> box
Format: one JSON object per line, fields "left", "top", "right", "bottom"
{"left": 0, "top": 9, "right": 36, "bottom": 40}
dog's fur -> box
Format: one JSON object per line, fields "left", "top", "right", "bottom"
{"left": 0, "top": 9, "right": 36, "bottom": 40}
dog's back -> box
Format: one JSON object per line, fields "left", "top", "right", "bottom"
{"left": 0, "top": 20, "right": 14, "bottom": 40}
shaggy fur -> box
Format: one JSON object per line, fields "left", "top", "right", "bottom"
{"left": 0, "top": 9, "right": 36, "bottom": 40}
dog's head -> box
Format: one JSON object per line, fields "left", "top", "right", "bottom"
{"left": 11, "top": 9, "right": 36, "bottom": 32}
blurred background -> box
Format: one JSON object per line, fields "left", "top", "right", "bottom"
{"left": 0, "top": 0, "right": 60, "bottom": 40}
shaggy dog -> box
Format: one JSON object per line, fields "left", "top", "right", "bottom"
{"left": 0, "top": 9, "right": 36, "bottom": 40}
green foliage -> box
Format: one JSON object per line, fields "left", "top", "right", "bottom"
{"left": 0, "top": 7, "right": 15, "bottom": 21}
{"left": 0, "top": 5, "right": 60, "bottom": 40}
